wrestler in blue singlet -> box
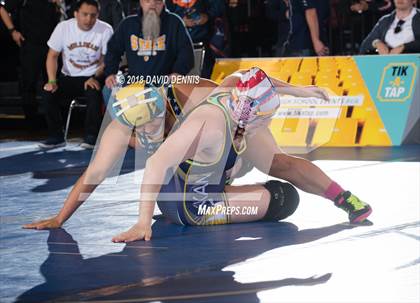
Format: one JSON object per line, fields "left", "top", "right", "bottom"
{"left": 157, "top": 92, "right": 247, "bottom": 226}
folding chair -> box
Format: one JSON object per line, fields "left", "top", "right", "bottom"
{"left": 64, "top": 98, "right": 86, "bottom": 142}
{"left": 188, "top": 42, "right": 206, "bottom": 76}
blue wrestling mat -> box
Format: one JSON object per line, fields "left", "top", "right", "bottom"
{"left": 1, "top": 141, "right": 419, "bottom": 302}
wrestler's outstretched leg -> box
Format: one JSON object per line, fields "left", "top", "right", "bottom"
{"left": 244, "top": 128, "right": 372, "bottom": 224}
{"left": 269, "top": 153, "right": 372, "bottom": 223}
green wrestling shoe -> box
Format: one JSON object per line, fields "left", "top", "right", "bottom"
{"left": 334, "top": 191, "right": 372, "bottom": 223}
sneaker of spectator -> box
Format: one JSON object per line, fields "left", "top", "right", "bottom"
{"left": 39, "top": 136, "right": 66, "bottom": 149}
{"left": 80, "top": 135, "right": 97, "bottom": 149}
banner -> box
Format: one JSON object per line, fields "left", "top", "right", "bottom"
{"left": 211, "top": 55, "right": 420, "bottom": 146}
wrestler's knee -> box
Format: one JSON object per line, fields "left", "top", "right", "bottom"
{"left": 270, "top": 154, "right": 294, "bottom": 176}
{"left": 261, "top": 180, "right": 299, "bottom": 221}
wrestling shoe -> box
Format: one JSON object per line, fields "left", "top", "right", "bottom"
{"left": 335, "top": 191, "right": 372, "bottom": 223}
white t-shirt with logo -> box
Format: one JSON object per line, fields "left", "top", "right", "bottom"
{"left": 48, "top": 18, "right": 113, "bottom": 77}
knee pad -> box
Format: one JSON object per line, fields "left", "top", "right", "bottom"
{"left": 262, "top": 180, "right": 299, "bottom": 221}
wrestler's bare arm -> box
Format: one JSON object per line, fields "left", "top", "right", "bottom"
{"left": 23, "top": 120, "right": 133, "bottom": 230}
{"left": 276, "top": 85, "right": 329, "bottom": 100}
{"left": 220, "top": 69, "right": 291, "bottom": 89}
{"left": 216, "top": 69, "right": 329, "bottom": 100}
{"left": 112, "top": 108, "right": 224, "bottom": 242}
{"left": 174, "top": 70, "right": 302, "bottom": 118}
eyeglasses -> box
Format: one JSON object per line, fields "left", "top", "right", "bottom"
{"left": 394, "top": 19, "right": 405, "bottom": 34}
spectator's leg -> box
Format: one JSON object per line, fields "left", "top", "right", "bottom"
{"left": 43, "top": 75, "right": 81, "bottom": 139}
{"left": 19, "top": 42, "right": 48, "bottom": 123}
{"left": 43, "top": 87, "right": 64, "bottom": 139}
{"left": 37, "top": 45, "right": 50, "bottom": 115}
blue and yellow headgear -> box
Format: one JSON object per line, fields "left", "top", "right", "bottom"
{"left": 109, "top": 82, "right": 166, "bottom": 128}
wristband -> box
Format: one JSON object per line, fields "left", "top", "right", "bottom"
{"left": 48, "top": 80, "right": 57, "bottom": 84}
{"left": 8, "top": 27, "right": 15, "bottom": 34}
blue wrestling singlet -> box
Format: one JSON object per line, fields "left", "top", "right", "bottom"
{"left": 157, "top": 93, "right": 247, "bottom": 226}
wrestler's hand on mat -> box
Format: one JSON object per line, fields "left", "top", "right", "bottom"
{"left": 112, "top": 223, "right": 152, "bottom": 243}
{"left": 23, "top": 216, "right": 62, "bottom": 230}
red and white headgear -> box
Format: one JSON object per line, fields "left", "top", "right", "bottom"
{"left": 228, "top": 67, "right": 280, "bottom": 127}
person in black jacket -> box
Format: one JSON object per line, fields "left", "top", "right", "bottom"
{"left": 360, "top": 0, "right": 420, "bottom": 54}
{"left": 165, "top": 0, "right": 221, "bottom": 44}
{"left": 165, "top": 0, "right": 225, "bottom": 78}
{"left": 285, "top": 0, "right": 330, "bottom": 57}
{"left": 0, "top": 0, "right": 61, "bottom": 124}
{"left": 98, "top": 0, "right": 124, "bottom": 29}
{"left": 266, "top": 0, "right": 290, "bottom": 56}
{"left": 104, "top": 0, "right": 194, "bottom": 90}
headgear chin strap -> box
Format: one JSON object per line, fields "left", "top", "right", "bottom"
{"left": 137, "top": 121, "right": 165, "bottom": 155}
